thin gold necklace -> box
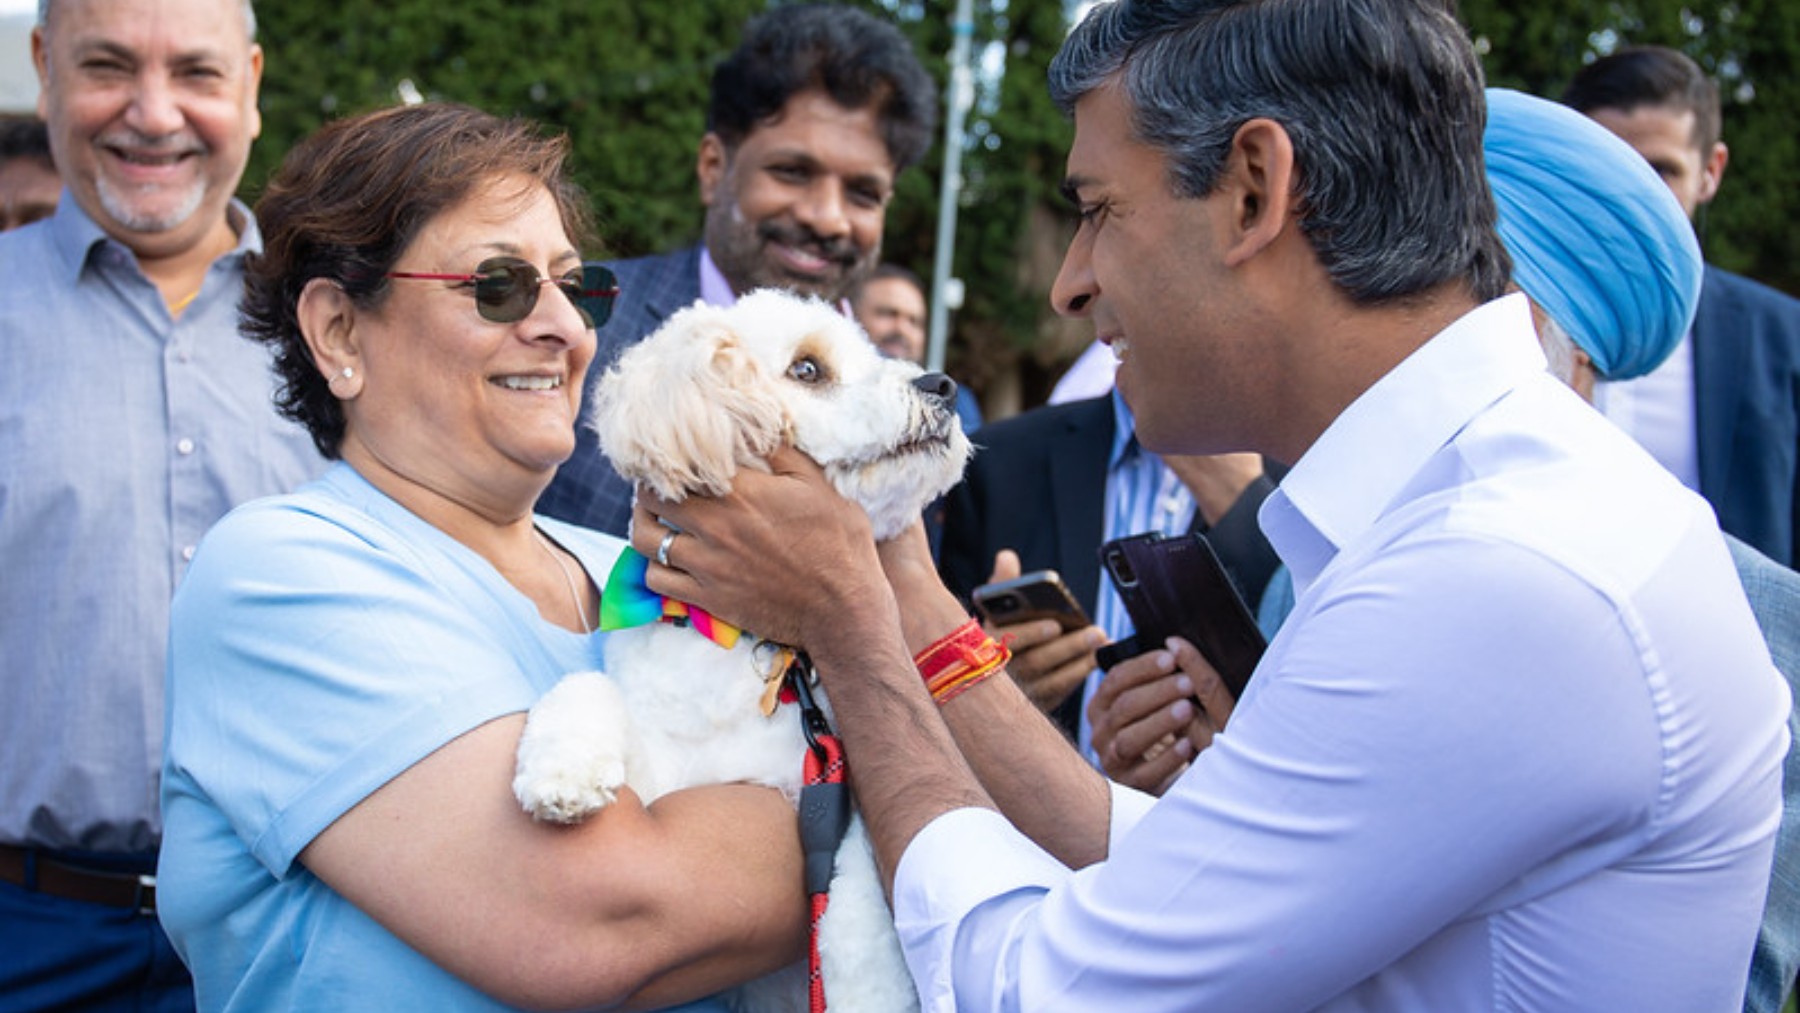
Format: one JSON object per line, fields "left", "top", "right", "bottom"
{"left": 533, "top": 529, "right": 592, "bottom": 634}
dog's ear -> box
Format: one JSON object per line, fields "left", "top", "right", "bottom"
{"left": 592, "top": 303, "right": 788, "bottom": 500}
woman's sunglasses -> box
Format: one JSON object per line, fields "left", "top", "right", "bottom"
{"left": 385, "top": 257, "right": 620, "bottom": 328}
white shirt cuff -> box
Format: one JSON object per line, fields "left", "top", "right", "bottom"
{"left": 892, "top": 807, "right": 1069, "bottom": 1012}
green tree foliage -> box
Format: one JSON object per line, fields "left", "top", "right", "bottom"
{"left": 1463, "top": 0, "right": 1800, "bottom": 294}
{"left": 862, "top": 0, "right": 1081, "bottom": 407}
{"left": 248, "top": 1, "right": 1796, "bottom": 415}
{"left": 250, "top": 0, "right": 766, "bottom": 258}
{"left": 249, "top": 0, "right": 1077, "bottom": 410}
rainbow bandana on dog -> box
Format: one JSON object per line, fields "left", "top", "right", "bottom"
{"left": 599, "top": 546, "right": 743, "bottom": 649}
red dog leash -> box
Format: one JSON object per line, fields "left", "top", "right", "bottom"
{"left": 787, "top": 658, "right": 849, "bottom": 1013}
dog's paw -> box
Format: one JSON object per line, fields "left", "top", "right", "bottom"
{"left": 513, "top": 672, "right": 635, "bottom": 823}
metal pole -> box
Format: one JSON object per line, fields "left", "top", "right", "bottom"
{"left": 926, "top": 0, "right": 975, "bottom": 374}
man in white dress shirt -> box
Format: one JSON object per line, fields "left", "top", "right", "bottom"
{"left": 635, "top": 1, "right": 1789, "bottom": 1009}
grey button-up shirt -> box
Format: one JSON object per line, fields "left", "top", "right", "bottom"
{"left": 0, "top": 194, "right": 323, "bottom": 854}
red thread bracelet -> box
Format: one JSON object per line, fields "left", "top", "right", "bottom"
{"left": 914, "top": 619, "right": 1011, "bottom": 704}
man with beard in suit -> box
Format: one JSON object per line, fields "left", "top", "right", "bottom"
{"left": 538, "top": 3, "right": 937, "bottom": 536}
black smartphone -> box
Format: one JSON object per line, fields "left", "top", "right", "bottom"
{"left": 1094, "top": 532, "right": 1266, "bottom": 700}
{"left": 972, "top": 569, "right": 1092, "bottom": 632}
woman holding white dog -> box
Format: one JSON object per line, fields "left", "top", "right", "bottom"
{"left": 157, "top": 103, "right": 805, "bottom": 1011}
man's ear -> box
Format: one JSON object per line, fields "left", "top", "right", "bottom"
{"left": 1570, "top": 346, "right": 1598, "bottom": 405}
{"left": 1697, "top": 140, "right": 1728, "bottom": 207}
{"left": 31, "top": 28, "right": 49, "bottom": 119}
{"left": 1219, "top": 118, "right": 1296, "bottom": 268}
{"left": 297, "top": 278, "right": 363, "bottom": 398}
{"left": 245, "top": 43, "right": 265, "bottom": 142}
{"left": 697, "top": 133, "right": 729, "bottom": 207}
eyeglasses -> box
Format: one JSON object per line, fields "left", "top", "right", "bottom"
{"left": 385, "top": 257, "right": 619, "bottom": 328}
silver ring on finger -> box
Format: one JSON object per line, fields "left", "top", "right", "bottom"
{"left": 655, "top": 528, "right": 680, "bottom": 568}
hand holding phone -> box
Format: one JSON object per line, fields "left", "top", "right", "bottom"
{"left": 1095, "top": 532, "right": 1266, "bottom": 700}
{"left": 971, "top": 569, "right": 1091, "bottom": 632}
{"left": 1088, "top": 635, "right": 1238, "bottom": 795}
{"left": 971, "top": 568, "right": 1097, "bottom": 713}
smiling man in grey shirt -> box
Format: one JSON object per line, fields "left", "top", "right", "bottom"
{"left": 0, "top": 0, "right": 320, "bottom": 1007}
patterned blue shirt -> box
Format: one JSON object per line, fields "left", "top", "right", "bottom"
{"left": 1075, "top": 390, "right": 1197, "bottom": 760}
{"left": 0, "top": 194, "right": 323, "bottom": 853}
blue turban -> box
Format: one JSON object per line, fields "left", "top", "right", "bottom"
{"left": 1483, "top": 88, "right": 1703, "bottom": 380}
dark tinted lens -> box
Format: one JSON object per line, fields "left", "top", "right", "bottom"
{"left": 567, "top": 264, "right": 617, "bottom": 328}
{"left": 471, "top": 258, "right": 540, "bottom": 323}
{"left": 554, "top": 270, "right": 594, "bottom": 329}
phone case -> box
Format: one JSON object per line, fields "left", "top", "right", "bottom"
{"left": 1095, "top": 532, "right": 1266, "bottom": 699}
{"left": 971, "top": 570, "right": 1091, "bottom": 632}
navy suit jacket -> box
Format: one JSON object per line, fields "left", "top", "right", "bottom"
{"left": 539, "top": 247, "right": 704, "bottom": 536}
{"left": 936, "top": 394, "right": 1279, "bottom": 734}
{"left": 938, "top": 396, "right": 1115, "bottom": 622}
{"left": 1695, "top": 266, "right": 1800, "bottom": 568}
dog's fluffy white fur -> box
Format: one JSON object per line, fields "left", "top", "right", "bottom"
{"left": 513, "top": 289, "right": 971, "bottom": 1013}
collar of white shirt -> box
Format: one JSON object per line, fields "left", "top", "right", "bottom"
{"left": 1259, "top": 293, "right": 1545, "bottom": 597}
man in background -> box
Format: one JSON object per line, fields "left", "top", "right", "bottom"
{"left": 852, "top": 262, "right": 982, "bottom": 433}
{"left": 1565, "top": 45, "right": 1800, "bottom": 567}
{"left": 0, "top": 1, "right": 321, "bottom": 1007}
{"left": 538, "top": 3, "right": 937, "bottom": 536}
{"left": 0, "top": 114, "right": 59, "bottom": 230}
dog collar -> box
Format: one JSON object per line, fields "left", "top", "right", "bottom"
{"left": 599, "top": 547, "right": 742, "bottom": 649}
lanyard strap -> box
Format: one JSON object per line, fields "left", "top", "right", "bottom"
{"left": 789, "top": 659, "right": 849, "bottom": 1013}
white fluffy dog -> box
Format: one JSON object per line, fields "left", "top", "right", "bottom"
{"left": 513, "top": 289, "right": 971, "bottom": 1013}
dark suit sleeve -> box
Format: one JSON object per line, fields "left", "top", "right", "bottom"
{"left": 1200, "top": 472, "right": 1281, "bottom": 610}
{"left": 537, "top": 249, "right": 700, "bottom": 536}
{"left": 1693, "top": 268, "right": 1800, "bottom": 568}
{"left": 936, "top": 452, "right": 997, "bottom": 607}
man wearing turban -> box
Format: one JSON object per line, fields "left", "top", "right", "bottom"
{"left": 1488, "top": 86, "right": 1800, "bottom": 1013}
{"left": 1563, "top": 47, "right": 1800, "bottom": 569}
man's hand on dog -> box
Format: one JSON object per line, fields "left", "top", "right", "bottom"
{"left": 634, "top": 446, "right": 891, "bottom": 652}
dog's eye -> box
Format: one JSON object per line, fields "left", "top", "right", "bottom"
{"left": 788, "top": 357, "right": 823, "bottom": 384}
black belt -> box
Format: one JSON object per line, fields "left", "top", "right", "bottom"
{"left": 0, "top": 845, "right": 156, "bottom": 916}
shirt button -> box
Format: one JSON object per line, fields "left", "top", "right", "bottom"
{"left": 181, "top": 545, "right": 197, "bottom": 562}
{"left": 176, "top": 438, "right": 196, "bottom": 455}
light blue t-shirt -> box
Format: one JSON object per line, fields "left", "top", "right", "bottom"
{"left": 159, "top": 463, "right": 729, "bottom": 1012}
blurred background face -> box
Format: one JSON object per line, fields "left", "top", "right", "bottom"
{"left": 32, "top": 0, "right": 262, "bottom": 256}
{"left": 1583, "top": 104, "right": 1723, "bottom": 221}
{"left": 854, "top": 274, "right": 927, "bottom": 362}
{"left": 698, "top": 88, "right": 893, "bottom": 303}
{"left": 0, "top": 153, "right": 60, "bottom": 230}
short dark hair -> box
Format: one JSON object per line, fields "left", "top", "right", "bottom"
{"left": 1562, "top": 46, "right": 1722, "bottom": 153}
{"left": 243, "top": 103, "right": 595, "bottom": 459}
{"left": 1048, "top": 0, "right": 1510, "bottom": 306}
{"left": 0, "top": 116, "right": 53, "bottom": 169}
{"left": 861, "top": 262, "right": 924, "bottom": 296}
{"left": 708, "top": 3, "right": 937, "bottom": 172}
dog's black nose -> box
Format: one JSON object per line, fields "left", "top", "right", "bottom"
{"left": 913, "top": 371, "right": 957, "bottom": 406}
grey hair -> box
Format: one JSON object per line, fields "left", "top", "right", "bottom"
{"left": 1049, "top": 0, "right": 1510, "bottom": 307}
{"left": 1535, "top": 304, "right": 1580, "bottom": 388}
{"left": 38, "top": 0, "right": 257, "bottom": 39}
